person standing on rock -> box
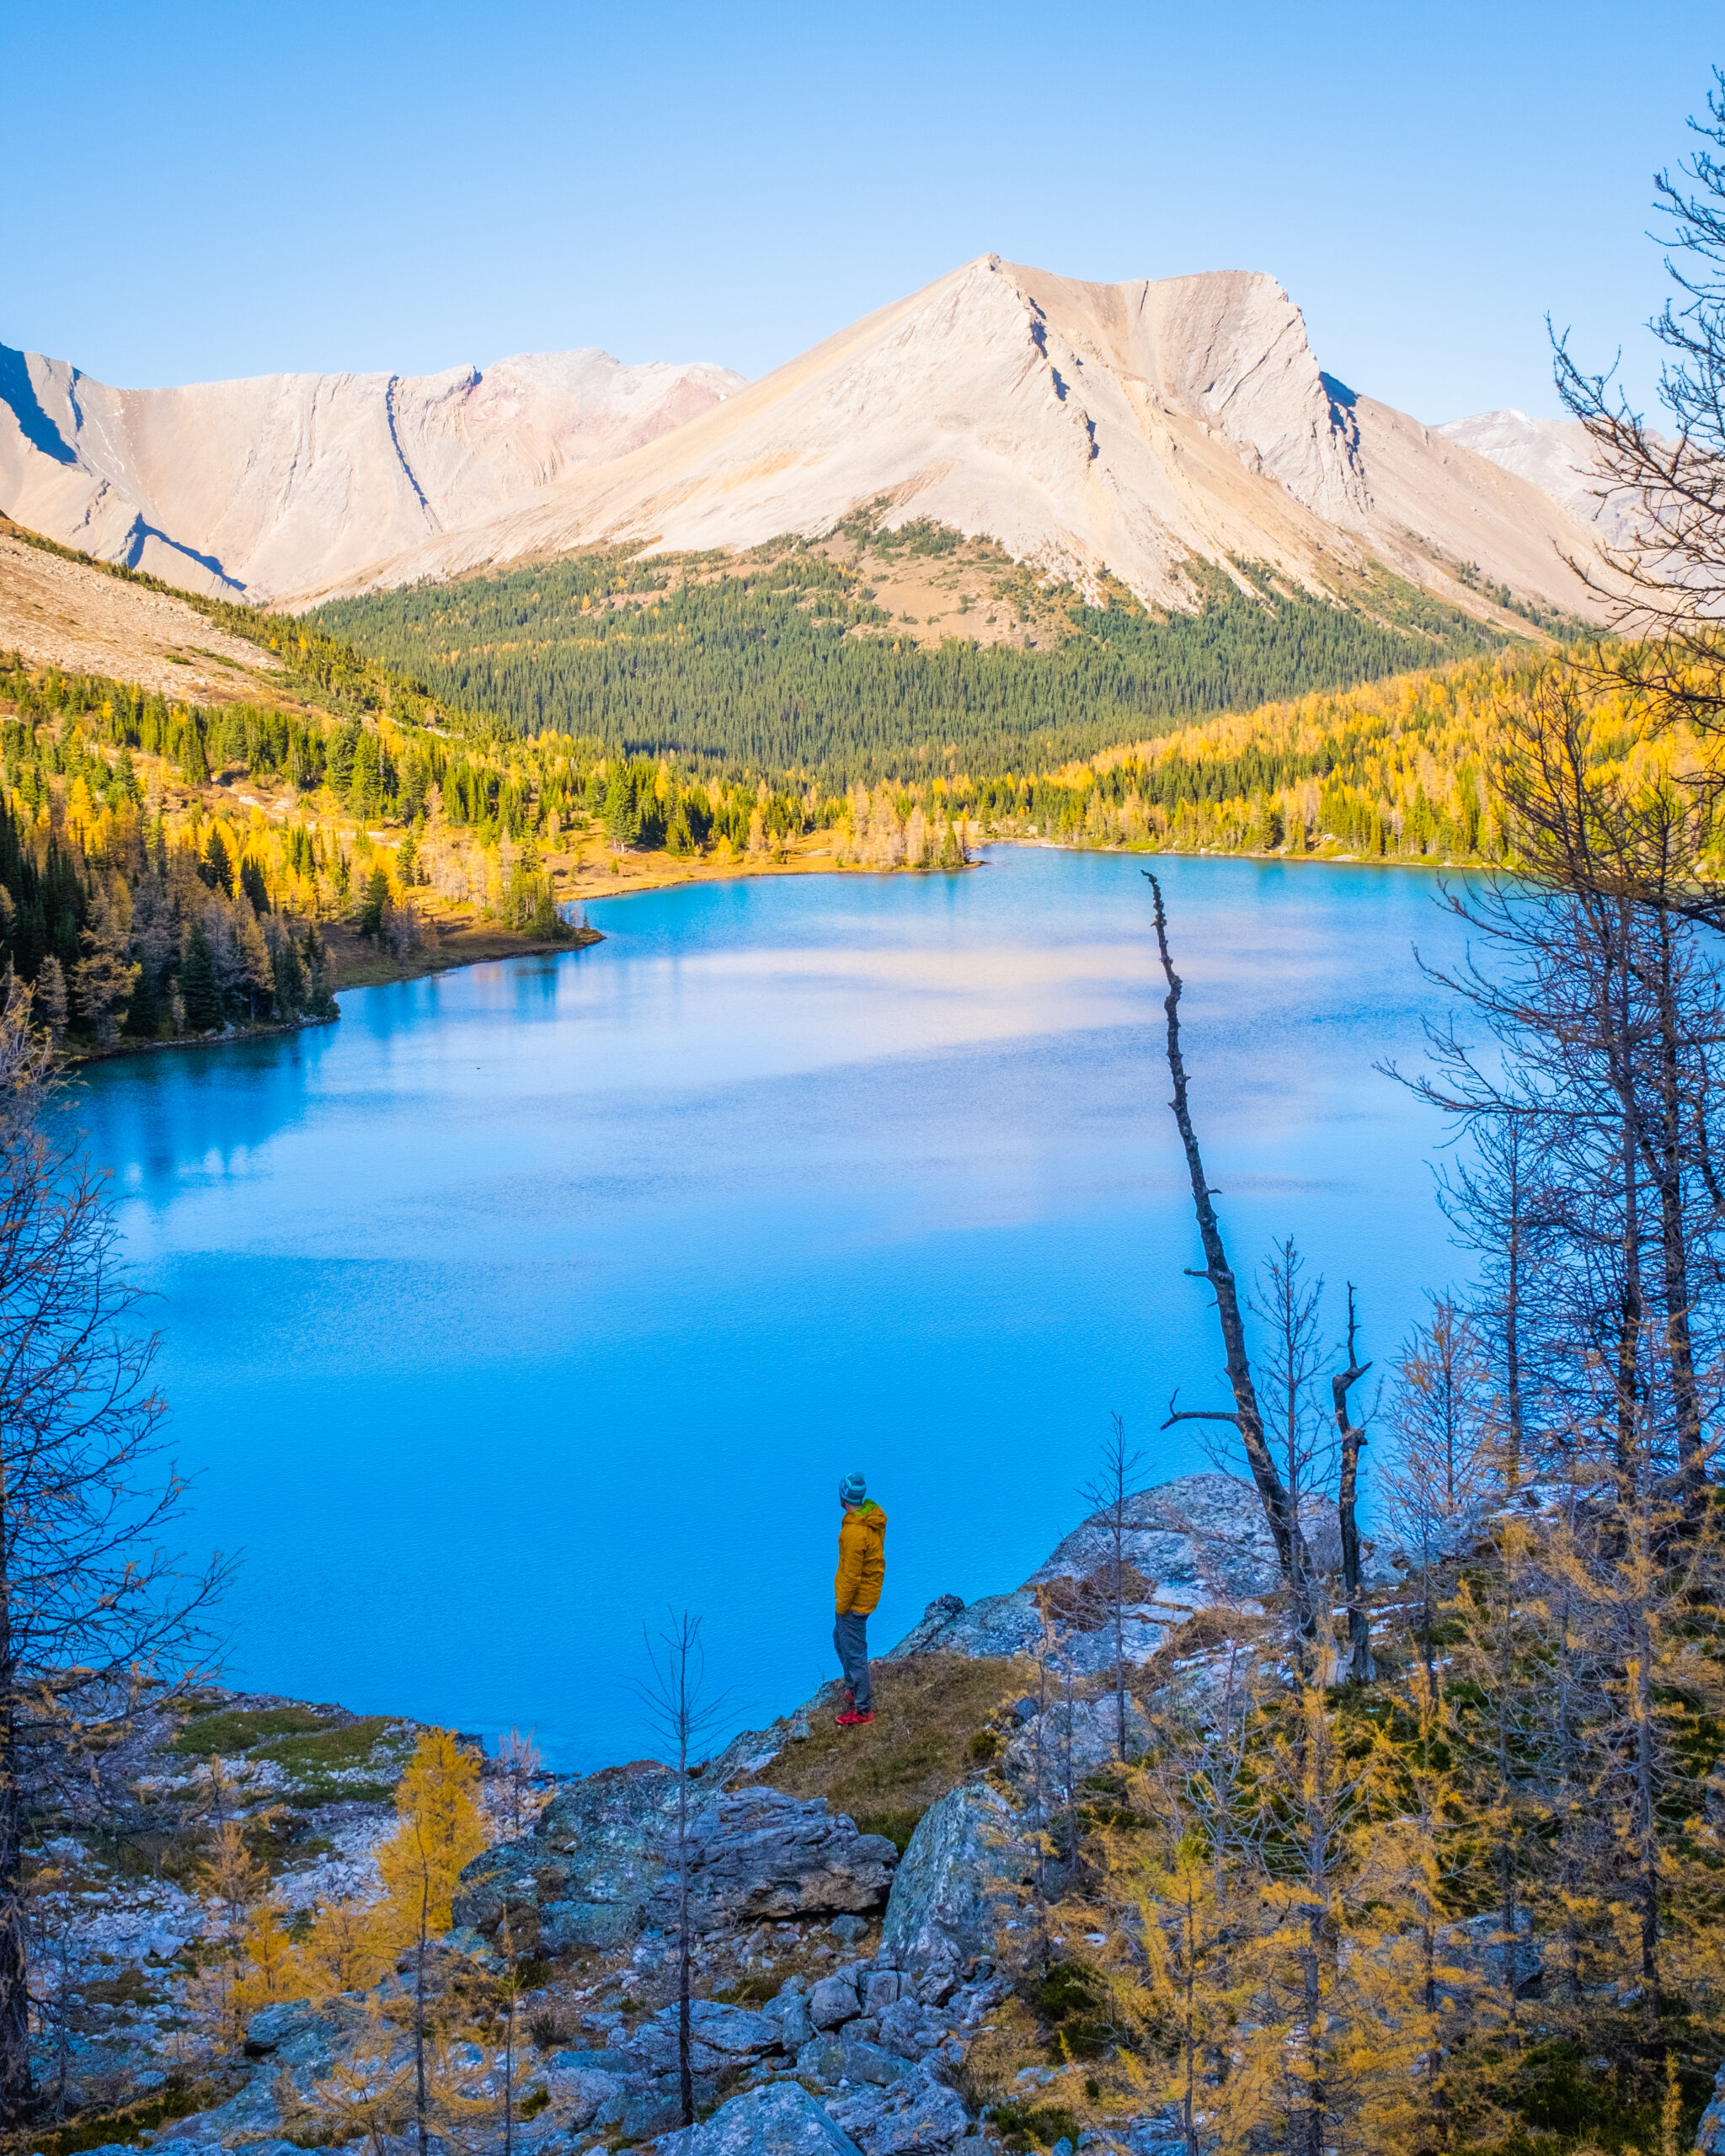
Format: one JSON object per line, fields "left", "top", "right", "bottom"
{"left": 834, "top": 1471, "right": 886, "bottom": 1726}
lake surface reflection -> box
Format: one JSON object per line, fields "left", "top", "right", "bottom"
{"left": 72, "top": 848, "right": 1469, "bottom": 1767}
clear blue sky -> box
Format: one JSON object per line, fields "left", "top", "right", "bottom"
{"left": 6, "top": 0, "right": 1718, "bottom": 423}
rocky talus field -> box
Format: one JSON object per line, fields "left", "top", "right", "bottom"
{"left": 23, "top": 1479, "right": 1324, "bottom": 2156}
{"left": 40, "top": 1475, "right": 1725, "bottom": 2156}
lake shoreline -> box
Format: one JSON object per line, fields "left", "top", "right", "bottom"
{"left": 547, "top": 834, "right": 1465, "bottom": 918}
{"left": 62, "top": 921, "right": 606, "bottom": 1066}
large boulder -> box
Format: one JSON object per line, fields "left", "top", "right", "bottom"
{"left": 880, "top": 1783, "right": 1029, "bottom": 1977}
{"left": 663, "top": 1786, "right": 897, "bottom": 1929}
{"left": 656, "top": 2080, "right": 864, "bottom": 2156}
{"left": 622, "top": 1999, "right": 782, "bottom": 2078}
{"left": 830, "top": 2063, "right": 973, "bottom": 2155}
{"left": 541, "top": 2054, "right": 623, "bottom": 2130}
{"left": 1029, "top": 1473, "right": 1395, "bottom": 1608}
{"left": 453, "top": 1764, "right": 678, "bottom": 1936}
{"left": 454, "top": 1769, "right": 895, "bottom": 1945}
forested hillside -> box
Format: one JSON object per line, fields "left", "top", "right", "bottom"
{"left": 306, "top": 537, "right": 1525, "bottom": 782}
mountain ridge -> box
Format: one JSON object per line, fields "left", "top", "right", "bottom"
{"left": 0, "top": 344, "right": 743, "bottom": 600}
{"left": 1, "top": 256, "right": 1610, "bottom": 626}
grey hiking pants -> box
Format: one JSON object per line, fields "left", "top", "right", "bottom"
{"left": 834, "top": 1611, "right": 872, "bottom": 1711}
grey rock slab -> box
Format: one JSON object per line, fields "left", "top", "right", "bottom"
{"left": 456, "top": 1774, "right": 895, "bottom": 1945}
{"left": 629, "top": 2000, "right": 781, "bottom": 2067}
{"left": 883, "top": 1596, "right": 966, "bottom": 1658}
{"left": 766, "top": 1990, "right": 814, "bottom": 2047}
{"left": 546, "top": 2052, "right": 633, "bottom": 2126}
{"left": 862, "top": 1972, "right": 900, "bottom": 2014}
{"left": 660, "top": 1787, "right": 897, "bottom": 1931}
{"left": 872, "top": 2073, "right": 972, "bottom": 2156}
{"left": 876, "top": 1999, "right": 943, "bottom": 2060}
{"left": 885, "top": 1591, "right": 1042, "bottom": 1662}
{"left": 541, "top": 1897, "right": 641, "bottom": 1951}
{"left": 656, "top": 2079, "right": 866, "bottom": 2156}
{"left": 810, "top": 1969, "right": 862, "bottom": 2028}
{"left": 797, "top": 2034, "right": 848, "bottom": 2085}
{"left": 880, "top": 1783, "right": 1029, "bottom": 1977}
{"left": 619, "top": 2072, "right": 711, "bottom": 2141}
{"left": 842, "top": 2037, "right": 909, "bottom": 2087}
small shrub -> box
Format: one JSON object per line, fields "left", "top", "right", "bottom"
{"left": 968, "top": 1730, "right": 999, "bottom": 1763}
{"left": 853, "top": 1806, "right": 926, "bottom": 1855}
{"left": 714, "top": 1973, "right": 779, "bottom": 2004}
{"left": 987, "top": 2101, "right": 1078, "bottom": 2152}
{"left": 1033, "top": 1961, "right": 1112, "bottom": 2061}
{"left": 519, "top": 2086, "right": 551, "bottom": 2120}
{"left": 526, "top": 2009, "right": 568, "bottom": 2052}
{"left": 82, "top": 1966, "right": 162, "bottom": 2009}
{"left": 30, "top": 2074, "right": 222, "bottom": 2156}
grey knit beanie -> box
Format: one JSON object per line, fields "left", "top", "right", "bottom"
{"left": 839, "top": 1470, "right": 868, "bottom": 1508}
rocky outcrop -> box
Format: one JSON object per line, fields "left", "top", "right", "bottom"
{"left": 452, "top": 1769, "right": 896, "bottom": 1947}
{"left": 1696, "top": 2054, "right": 1725, "bottom": 2155}
{"left": 659, "top": 2081, "right": 866, "bottom": 2156}
{"left": 879, "top": 1783, "right": 1028, "bottom": 1978}
{"left": 888, "top": 1474, "right": 1397, "bottom": 1674}
{"left": 1028, "top": 1471, "right": 1338, "bottom": 1604}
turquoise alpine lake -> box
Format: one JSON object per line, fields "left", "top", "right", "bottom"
{"left": 71, "top": 847, "right": 1473, "bottom": 1768}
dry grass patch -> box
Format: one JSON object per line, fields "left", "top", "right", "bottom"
{"left": 745, "top": 1654, "right": 1035, "bottom": 1848}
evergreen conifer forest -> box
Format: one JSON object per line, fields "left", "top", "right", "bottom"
{"left": 306, "top": 538, "right": 1527, "bottom": 782}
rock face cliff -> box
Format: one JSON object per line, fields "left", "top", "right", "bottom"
{"left": 3, "top": 258, "right": 1605, "bottom": 619}
{"left": 0, "top": 344, "right": 742, "bottom": 599}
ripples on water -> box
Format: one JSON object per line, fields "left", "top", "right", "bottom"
{"left": 72, "top": 849, "right": 1471, "bottom": 1765}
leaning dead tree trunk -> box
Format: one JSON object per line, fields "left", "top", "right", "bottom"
{"left": 1147, "top": 875, "right": 1316, "bottom": 1643}
{"left": 1331, "top": 1284, "right": 1375, "bottom": 1682}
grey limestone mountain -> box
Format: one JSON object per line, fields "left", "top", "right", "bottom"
{"left": 2, "top": 257, "right": 1607, "bottom": 621}
{"left": 0, "top": 343, "right": 742, "bottom": 600}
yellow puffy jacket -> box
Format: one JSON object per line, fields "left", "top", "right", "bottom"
{"left": 836, "top": 1501, "right": 888, "bottom": 1615}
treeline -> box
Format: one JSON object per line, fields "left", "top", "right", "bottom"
{"left": 305, "top": 542, "right": 1512, "bottom": 782}
{"left": 990, "top": 648, "right": 1565, "bottom": 863}
{"left": 0, "top": 653, "right": 564, "bottom": 1051}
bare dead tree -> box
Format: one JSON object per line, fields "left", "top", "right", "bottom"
{"left": 0, "top": 978, "right": 227, "bottom": 2123}
{"left": 1381, "top": 1299, "right": 1500, "bottom": 1672}
{"left": 1249, "top": 1241, "right": 1332, "bottom": 1547}
{"left": 1329, "top": 1287, "right": 1375, "bottom": 1684}
{"left": 1554, "top": 71, "right": 1725, "bottom": 730}
{"left": 1078, "top": 1414, "right": 1146, "bottom": 1760}
{"left": 1434, "top": 1112, "right": 1541, "bottom": 1484}
{"left": 1146, "top": 874, "right": 1316, "bottom": 1644}
{"left": 636, "top": 1612, "right": 734, "bottom": 2128}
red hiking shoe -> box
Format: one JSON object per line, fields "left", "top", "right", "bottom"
{"left": 835, "top": 1707, "right": 874, "bottom": 1727}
